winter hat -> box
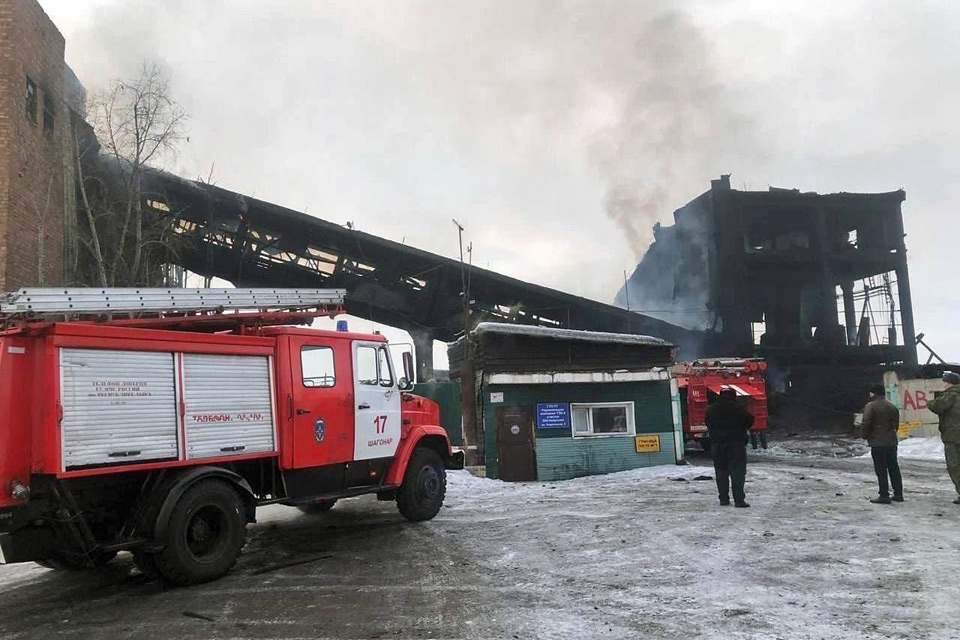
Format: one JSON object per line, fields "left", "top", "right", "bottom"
{"left": 943, "top": 371, "right": 960, "bottom": 385}
{"left": 869, "top": 384, "right": 885, "bottom": 396}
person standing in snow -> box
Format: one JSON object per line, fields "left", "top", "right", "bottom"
{"left": 928, "top": 371, "right": 960, "bottom": 505}
{"left": 860, "top": 384, "right": 903, "bottom": 504}
{"left": 705, "top": 388, "right": 754, "bottom": 508}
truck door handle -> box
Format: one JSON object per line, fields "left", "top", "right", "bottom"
{"left": 296, "top": 408, "right": 312, "bottom": 415}
{"left": 108, "top": 450, "right": 141, "bottom": 458}
{"left": 358, "top": 403, "right": 371, "bottom": 410}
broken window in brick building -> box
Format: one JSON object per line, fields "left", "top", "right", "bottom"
{"left": 42, "top": 90, "right": 55, "bottom": 134}
{"left": 25, "top": 76, "right": 37, "bottom": 123}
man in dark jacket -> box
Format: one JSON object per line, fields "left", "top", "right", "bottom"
{"left": 705, "top": 388, "right": 755, "bottom": 508}
{"left": 860, "top": 384, "right": 903, "bottom": 504}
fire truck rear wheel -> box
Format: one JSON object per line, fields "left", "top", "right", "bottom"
{"left": 154, "top": 480, "right": 247, "bottom": 586}
{"left": 397, "top": 447, "right": 446, "bottom": 522}
{"left": 296, "top": 499, "right": 337, "bottom": 514}
{"left": 700, "top": 438, "right": 712, "bottom": 453}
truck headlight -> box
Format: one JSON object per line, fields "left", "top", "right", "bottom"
{"left": 9, "top": 480, "right": 29, "bottom": 501}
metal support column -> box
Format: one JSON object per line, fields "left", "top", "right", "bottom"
{"left": 841, "top": 282, "right": 857, "bottom": 345}
{"left": 814, "top": 204, "right": 844, "bottom": 344}
{"left": 896, "top": 263, "right": 918, "bottom": 364}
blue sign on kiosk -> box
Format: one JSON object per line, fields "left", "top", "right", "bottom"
{"left": 536, "top": 403, "right": 571, "bottom": 429}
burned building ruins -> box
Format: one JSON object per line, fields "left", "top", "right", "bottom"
{"left": 618, "top": 175, "right": 917, "bottom": 414}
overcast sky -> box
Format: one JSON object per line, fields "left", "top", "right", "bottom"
{"left": 41, "top": 0, "right": 960, "bottom": 361}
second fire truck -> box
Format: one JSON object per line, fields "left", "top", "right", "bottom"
{"left": 672, "top": 358, "right": 770, "bottom": 451}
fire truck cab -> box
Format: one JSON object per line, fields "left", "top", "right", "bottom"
{"left": 0, "top": 289, "right": 463, "bottom": 585}
{"left": 672, "top": 358, "right": 769, "bottom": 451}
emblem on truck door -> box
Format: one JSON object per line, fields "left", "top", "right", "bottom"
{"left": 314, "top": 419, "right": 325, "bottom": 443}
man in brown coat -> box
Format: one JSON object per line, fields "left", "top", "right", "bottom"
{"left": 861, "top": 384, "right": 903, "bottom": 504}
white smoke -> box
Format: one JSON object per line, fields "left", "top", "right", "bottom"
{"left": 60, "top": 0, "right": 760, "bottom": 271}
{"left": 325, "top": 1, "right": 758, "bottom": 255}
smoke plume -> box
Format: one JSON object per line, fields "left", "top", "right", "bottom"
{"left": 65, "top": 0, "right": 757, "bottom": 260}
{"left": 329, "top": 0, "right": 756, "bottom": 255}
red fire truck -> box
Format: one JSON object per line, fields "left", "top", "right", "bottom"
{"left": 672, "top": 358, "right": 769, "bottom": 451}
{"left": 0, "top": 288, "right": 463, "bottom": 585}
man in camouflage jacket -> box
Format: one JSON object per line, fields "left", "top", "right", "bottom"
{"left": 928, "top": 371, "right": 960, "bottom": 505}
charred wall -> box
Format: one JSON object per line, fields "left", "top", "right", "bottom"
{"left": 618, "top": 175, "right": 918, "bottom": 414}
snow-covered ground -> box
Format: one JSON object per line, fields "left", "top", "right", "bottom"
{"left": 1, "top": 450, "right": 959, "bottom": 640}
{"left": 759, "top": 435, "right": 948, "bottom": 463}
{"left": 880, "top": 436, "right": 945, "bottom": 462}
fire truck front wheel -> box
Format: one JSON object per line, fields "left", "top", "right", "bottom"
{"left": 397, "top": 447, "right": 446, "bottom": 522}
{"left": 154, "top": 480, "right": 247, "bottom": 586}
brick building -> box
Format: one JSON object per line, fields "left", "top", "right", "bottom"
{"left": 0, "top": 0, "right": 76, "bottom": 290}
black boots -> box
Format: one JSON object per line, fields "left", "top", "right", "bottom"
{"left": 871, "top": 496, "right": 892, "bottom": 504}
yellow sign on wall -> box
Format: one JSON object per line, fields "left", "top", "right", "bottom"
{"left": 635, "top": 435, "right": 661, "bottom": 453}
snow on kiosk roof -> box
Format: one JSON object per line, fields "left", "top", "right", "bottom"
{"left": 471, "top": 322, "right": 671, "bottom": 347}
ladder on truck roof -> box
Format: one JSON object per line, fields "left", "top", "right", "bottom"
{"left": 0, "top": 287, "right": 346, "bottom": 318}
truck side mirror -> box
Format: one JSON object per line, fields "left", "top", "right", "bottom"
{"left": 399, "top": 351, "right": 415, "bottom": 391}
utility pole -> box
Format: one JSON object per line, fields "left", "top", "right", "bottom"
{"left": 453, "top": 219, "right": 480, "bottom": 467}
{"left": 623, "top": 270, "right": 631, "bottom": 311}
{"left": 452, "top": 219, "right": 468, "bottom": 333}
{"left": 466, "top": 241, "right": 474, "bottom": 331}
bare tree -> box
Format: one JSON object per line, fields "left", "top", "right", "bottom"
{"left": 76, "top": 62, "right": 189, "bottom": 287}
{"left": 33, "top": 176, "right": 55, "bottom": 285}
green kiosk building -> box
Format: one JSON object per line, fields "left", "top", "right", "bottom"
{"left": 449, "top": 323, "right": 684, "bottom": 482}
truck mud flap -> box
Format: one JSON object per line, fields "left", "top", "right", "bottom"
{"left": 0, "top": 509, "right": 14, "bottom": 535}
{"left": 0, "top": 529, "right": 58, "bottom": 564}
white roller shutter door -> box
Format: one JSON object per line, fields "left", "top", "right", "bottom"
{"left": 60, "top": 348, "right": 179, "bottom": 469}
{"left": 182, "top": 354, "right": 276, "bottom": 459}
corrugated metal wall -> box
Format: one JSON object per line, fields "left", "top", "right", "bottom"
{"left": 60, "top": 349, "right": 179, "bottom": 468}
{"left": 182, "top": 354, "right": 276, "bottom": 459}
{"left": 60, "top": 348, "right": 278, "bottom": 469}
{"left": 413, "top": 380, "right": 463, "bottom": 445}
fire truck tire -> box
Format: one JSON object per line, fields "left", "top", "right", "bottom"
{"left": 296, "top": 499, "right": 337, "bottom": 514}
{"left": 760, "top": 432, "right": 768, "bottom": 449}
{"left": 396, "top": 447, "right": 446, "bottom": 522}
{"left": 699, "top": 438, "right": 712, "bottom": 452}
{"left": 154, "top": 480, "right": 247, "bottom": 586}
